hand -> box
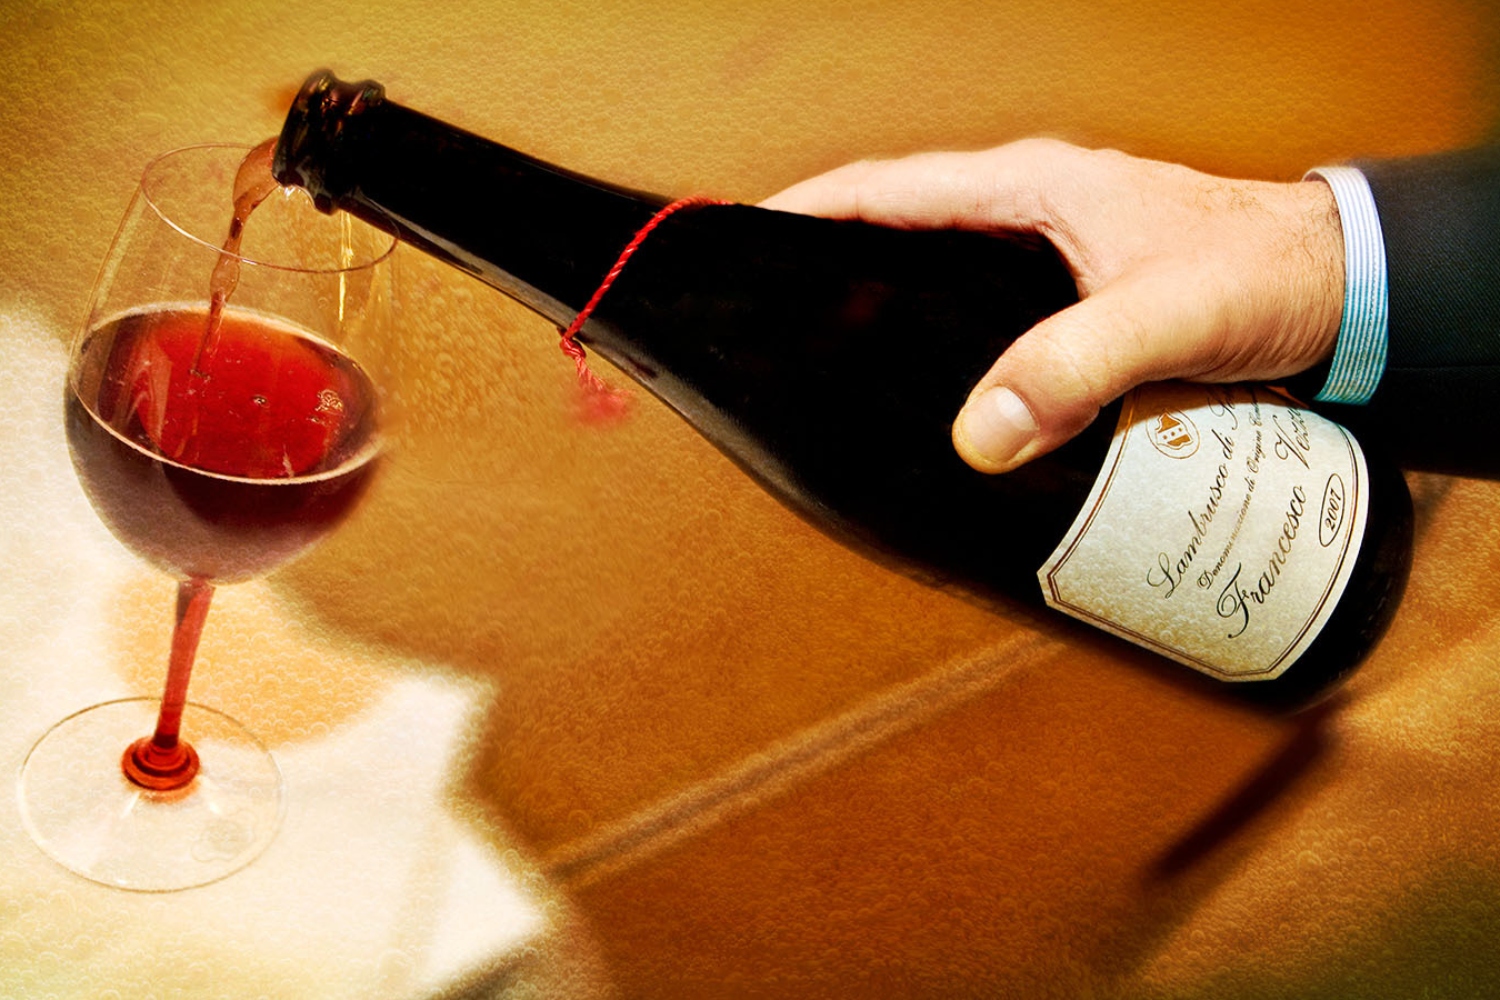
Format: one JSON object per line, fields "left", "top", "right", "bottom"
{"left": 761, "top": 139, "right": 1346, "bottom": 473}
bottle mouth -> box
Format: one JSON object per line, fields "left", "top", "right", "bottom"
{"left": 273, "top": 70, "right": 386, "bottom": 213}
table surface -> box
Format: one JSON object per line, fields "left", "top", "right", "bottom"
{"left": 2, "top": 2, "right": 1498, "bottom": 997}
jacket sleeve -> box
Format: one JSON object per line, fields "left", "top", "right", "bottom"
{"left": 1312, "top": 145, "right": 1500, "bottom": 476}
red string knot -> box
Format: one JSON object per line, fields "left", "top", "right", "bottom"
{"left": 557, "top": 195, "right": 730, "bottom": 423}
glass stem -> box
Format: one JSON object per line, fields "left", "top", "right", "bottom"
{"left": 123, "top": 577, "right": 214, "bottom": 790}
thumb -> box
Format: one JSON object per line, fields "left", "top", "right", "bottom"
{"left": 953, "top": 275, "right": 1211, "bottom": 473}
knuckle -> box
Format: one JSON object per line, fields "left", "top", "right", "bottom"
{"left": 1034, "top": 318, "right": 1119, "bottom": 405}
{"left": 1008, "top": 136, "right": 1072, "bottom": 160}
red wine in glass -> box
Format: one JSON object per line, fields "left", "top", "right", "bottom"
{"left": 69, "top": 304, "right": 381, "bottom": 586}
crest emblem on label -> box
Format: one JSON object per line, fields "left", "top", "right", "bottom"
{"left": 1149, "top": 409, "right": 1198, "bottom": 458}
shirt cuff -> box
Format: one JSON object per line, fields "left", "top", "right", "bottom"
{"left": 1303, "top": 165, "right": 1389, "bottom": 405}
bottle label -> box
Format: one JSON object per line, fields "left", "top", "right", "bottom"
{"left": 1038, "top": 382, "right": 1368, "bottom": 680}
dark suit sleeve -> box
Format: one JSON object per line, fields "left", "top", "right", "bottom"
{"left": 1311, "top": 145, "right": 1500, "bottom": 476}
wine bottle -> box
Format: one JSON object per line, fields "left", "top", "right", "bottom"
{"left": 273, "top": 70, "right": 1411, "bottom": 707}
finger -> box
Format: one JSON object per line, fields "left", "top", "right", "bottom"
{"left": 953, "top": 272, "right": 1218, "bottom": 473}
{"left": 758, "top": 158, "right": 884, "bottom": 217}
{"left": 760, "top": 141, "right": 1078, "bottom": 231}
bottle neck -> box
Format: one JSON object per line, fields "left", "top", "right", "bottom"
{"left": 273, "top": 71, "right": 674, "bottom": 327}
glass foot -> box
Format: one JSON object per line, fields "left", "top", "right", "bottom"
{"left": 17, "top": 697, "right": 284, "bottom": 891}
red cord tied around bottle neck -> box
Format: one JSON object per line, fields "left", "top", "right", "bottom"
{"left": 558, "top": 195, "right": 729, "bottom": 423}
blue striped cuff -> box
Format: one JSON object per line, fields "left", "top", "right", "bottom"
{"left": 1303, "top": 165, "right": 1389, "bottom": 405}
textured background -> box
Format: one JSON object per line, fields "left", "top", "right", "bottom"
{"left": 2, "top": 1, "right": 1498, "bottom": 997}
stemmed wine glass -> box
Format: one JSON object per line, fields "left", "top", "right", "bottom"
{"left": 18, "top": 143, "right": 396, "bottom": 891}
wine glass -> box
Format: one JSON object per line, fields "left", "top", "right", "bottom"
{"left": 18, "top": 143, "right": 396, "bottom": 891}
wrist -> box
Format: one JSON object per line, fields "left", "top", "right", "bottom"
{"left": 1292, "top": 176, "right": 1347, "bottom": 371}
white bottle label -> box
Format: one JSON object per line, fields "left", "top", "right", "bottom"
{"left": 1038, "top": 382, "right": 1368, "bottom": 680}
